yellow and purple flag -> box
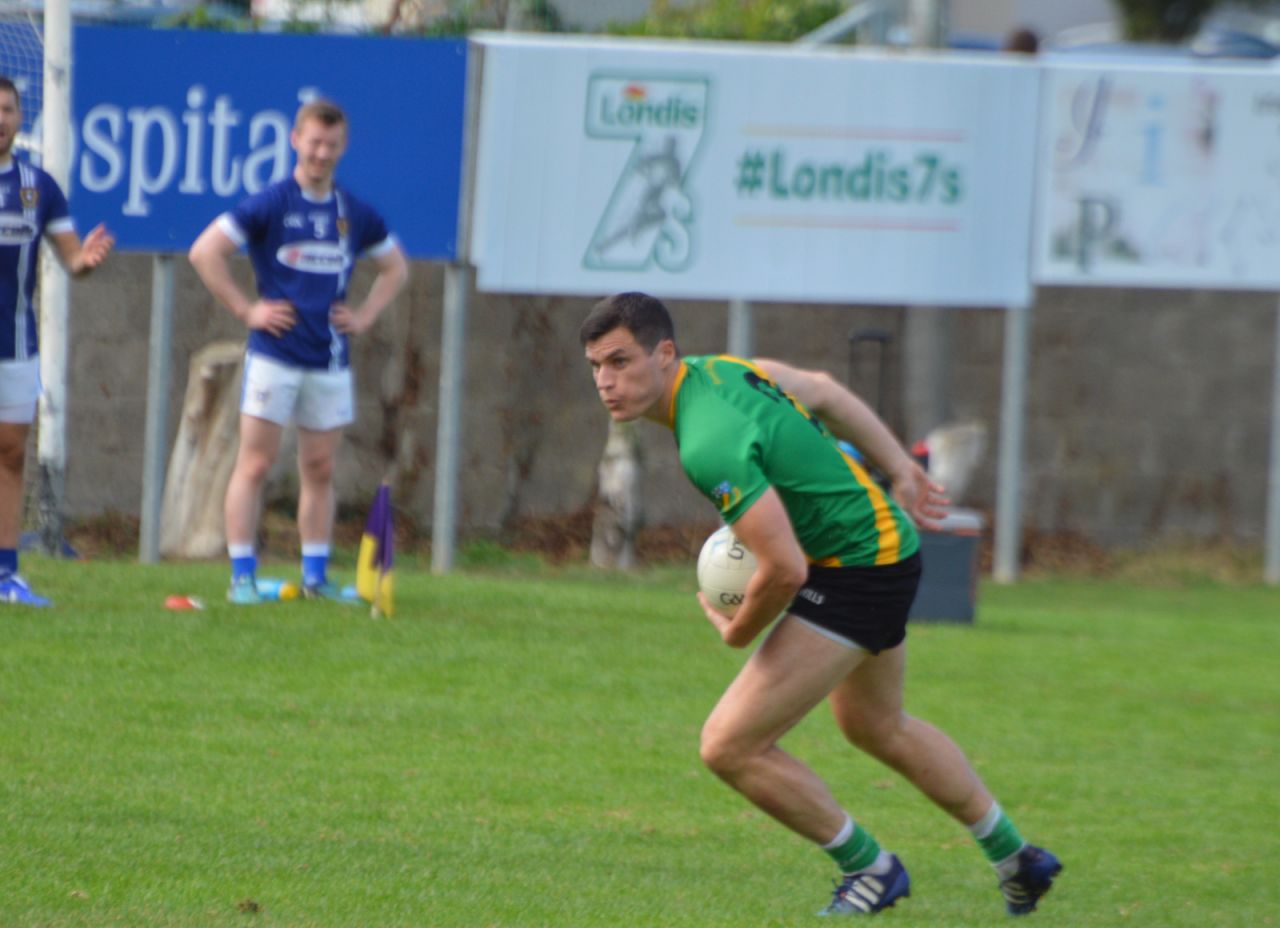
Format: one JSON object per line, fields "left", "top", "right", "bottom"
{"left": 355, "top": 483, "right": 394, "bottom": 617}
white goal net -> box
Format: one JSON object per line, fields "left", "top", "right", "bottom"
{"left": 0, "top": 7, "right": 43, "bottom": 160}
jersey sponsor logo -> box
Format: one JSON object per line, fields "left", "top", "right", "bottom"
{"left": 276, "top": 241, "right": 346, "bottom": 274}
{"left": 0, "top": 216, "right": 39, "bottom": 245}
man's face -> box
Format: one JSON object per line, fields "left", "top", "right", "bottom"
{"left": 291, "top": 117, "right": 347, "bottom": 188}
{"left": 584, "top": 326, "right": 674, "bottom": 423}
{"left": 0, "top": 90, "right": 20, "bottom": 159}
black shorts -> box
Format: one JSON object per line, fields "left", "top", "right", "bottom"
{"left": 785, "top": 552, "right": 922, "bottom": 654}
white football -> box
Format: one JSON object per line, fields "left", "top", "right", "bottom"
{"left": 697, "top": 524, "right": 758, "bottom": 617}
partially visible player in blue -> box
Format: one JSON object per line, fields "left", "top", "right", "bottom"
{"left": 0, "top": 76, "right": 114, "bottom": 607}
{"left": 189, "top": 99, "right": 408, "bottom": 605}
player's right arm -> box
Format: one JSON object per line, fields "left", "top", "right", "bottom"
{"left": 696, "top": 488, "right": 808, "bottom": 649}
{"left": 188, "top": 221, "right": 295, "bottom": 337}
{"left": 756, "top": 358, "right": 947, "bottom": 530}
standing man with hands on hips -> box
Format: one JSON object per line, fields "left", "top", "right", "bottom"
{"left": 190, "top": 98, "right": 408, "bottom": 605}
{"left": 580, "top": 291, "right": 1061, "bottom": 917}
{"left": 0, "top": 76, "right": 114, "bottom": 607}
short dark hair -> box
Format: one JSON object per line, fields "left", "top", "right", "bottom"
{"left": 295, "top": 98, "right": 347, "bottom": 132}
{"left": 0, "top": 76, "right": 20, "bottom": 109}
{"left": 579, "top": 291, "right": 677, "bottom": 352}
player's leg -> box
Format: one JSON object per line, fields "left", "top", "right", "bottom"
{"left": 700, "top": 616, "right": 910, "bottom": 915}
{"left": 700, "top": 616, "right": 865, "bottom": 841}
{"left": 295, "top": 425, "right": 341, "bottom": 595}
{"left": 224, "top": 414, "right": 285, "bottom": 601}
{"left": 0, "top": 359, "right": 48, "bottom": 605}
{"left": 830, "top": 645, "right": 1061, "bottom": 914}
{"left": 0, "top": 423, "right": 26, "bottom": 550}
{"left": 225, "top": 353, "right": 295, "bottom": 603}
{"left": 294, "top": 366, "right": 353, "bottom": 597}
{"left": 831, "top": 643, "right": 993, "bottom": 823}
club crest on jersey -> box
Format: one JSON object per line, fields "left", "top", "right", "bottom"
{"left": 0, "top": 216, "right": 38, "bottom": 245}
{"left": 336, "top": 218, "right": 349, "bottom": 238}
{"left": 712, "top": 480, "right": 742, "bottom": 512}
{"left": 19, "top": 187, "right": 38, "bottom": 208}
{"left": 276, "top": 241, "right": 346, "bottom": 274}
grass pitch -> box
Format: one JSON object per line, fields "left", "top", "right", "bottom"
{"left": 1, "top": 554, "right": 1277, "bottom": 926}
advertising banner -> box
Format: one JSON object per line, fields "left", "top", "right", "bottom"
{"left": 70, "top": 27, "right": 466, "bottom": 258}
{"left": 1035, "top": 62, "right": 1280, "bottom": 289}
{"left": 471, "top": 36, "right": 1039, "bottom": 306}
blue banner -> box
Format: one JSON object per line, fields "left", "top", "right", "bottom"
{"left": 71, "top": 27, "right": 466, "bottom": 259}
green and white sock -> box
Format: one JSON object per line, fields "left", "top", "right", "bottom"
{"left": 969, "top": 802, "right": 1026, "bottom": 879}
{"left": 823, "top": 814, "right": 892, "bottom": 875}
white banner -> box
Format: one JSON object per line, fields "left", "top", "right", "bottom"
{"left": 471, "top": 36, "right": 1038, "bottom": 306}
{"left": 1035, "top": 62, "right": 1280, "bottom": 289}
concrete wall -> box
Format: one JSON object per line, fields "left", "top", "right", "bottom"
{"left": 59, "top": 253, "right": 1275, "bottom": 548}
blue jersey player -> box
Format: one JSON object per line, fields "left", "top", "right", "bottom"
{"left": 189, "top": 99, "right": 408, "bottom": 604}
{"left": 0, "top": 76, "right": 113, "bottom": 607}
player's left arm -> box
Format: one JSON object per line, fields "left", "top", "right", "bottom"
{"left": 696, "top": 488, "right": 808, "bottom": 649}
{"left": 330, "top": 240, "right": 409, "bottom": 336}
{"left": 756, "top": 358, "right": 947, "bottom": 530}
{"left": 48, "top": 224, "right": 115, "bottom": 277}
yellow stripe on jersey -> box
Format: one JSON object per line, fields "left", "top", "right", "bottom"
{"left": 838, "top": 447, "right": 902, "bottom": 565}
{"left": 665, "top": 361, "right": 689, "bottom": 428}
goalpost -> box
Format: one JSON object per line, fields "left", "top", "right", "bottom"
{"left": 0, "top": 0, "right": 72, "bottom": 554}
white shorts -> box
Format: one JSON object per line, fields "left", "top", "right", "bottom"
{"left": 0, "top": 357, "right": 41, "bottom": 424}
{"left": 240, "top": 351, "right": 354, "bottom": 431}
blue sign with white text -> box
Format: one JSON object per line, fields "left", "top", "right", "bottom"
{"left": 71, "top": 27, "right": 466, "bottom": 259}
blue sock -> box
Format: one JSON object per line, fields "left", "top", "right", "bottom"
{"left": 0, "top": 548, "right": 16, "bottom": 580}
{"left": 301, "top": 544, "right": 329, "bottom": 588}
{"left": 228, "top": 544, "right": 256, "bottom": 583}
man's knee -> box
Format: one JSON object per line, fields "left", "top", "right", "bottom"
{"left": 0, "top": 432, "right": 27, "bottom": 477}
{"left": 298, "top": 449, "right": 334, "bottom": 485}
{"left": 699, "top": 721, "right": 761, "bottom": 782}
{"left": 232, "top": 448, "right": 277, "bottom": 486}
{"left": 0, "top": 443, "right": 23, "bottom": 476}
{"left": 839, "top": 707, "right": 908, "bottom": 757}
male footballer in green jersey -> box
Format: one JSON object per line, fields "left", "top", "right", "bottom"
{"left": 580, "top": 292, "right": 1061, "bottom": 917}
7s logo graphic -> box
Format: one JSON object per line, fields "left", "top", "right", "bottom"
{"left": 582, "top": 74, "right": 709, "bottom": 273}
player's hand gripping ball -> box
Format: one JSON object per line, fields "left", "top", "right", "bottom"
{"left": 697, "top": 525, "right": 758, "bottom": 618}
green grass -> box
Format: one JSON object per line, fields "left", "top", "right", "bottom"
{"left": 2, "top": 555, "right": 1278, "bottom": 927}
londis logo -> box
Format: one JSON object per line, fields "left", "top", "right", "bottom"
{"left": 276, "top": 242, "right": 346, "bottom": 275}
{"left": 0, "top": 217, "right": 38, "bottom": 245}
{"left": 583, "top": 73, "right": 710, "bottom": 273}
{"left": 590, "top": 79, "right": 703, "bottom": 130}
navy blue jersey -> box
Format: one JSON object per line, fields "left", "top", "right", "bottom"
{"left": 218, "top": 177, "right": 395, "bottom": 370}
{"left": 0, "top": 158, "right": 72, "bottom": 360}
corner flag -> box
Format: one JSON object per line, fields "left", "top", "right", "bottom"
{"left": 356, "top": 483, "right": 394, "bottom": 617}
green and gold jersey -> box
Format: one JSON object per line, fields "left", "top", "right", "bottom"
{"left": 669, "top": 355, "right": 919, "bottom": 567}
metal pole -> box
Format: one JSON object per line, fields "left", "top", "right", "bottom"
{"left": 35, "top": 0, "right": 71, "bottom": 555}
{"left": 431, "top": 40, "right": 482, "bottom": 574}
{"left": 906, "top": 0, "right": 948, "bottom": 45}
{"left": 994, "top": 299, "right": 1031, "bottom": 584}
{"left": 139, "top": 256, "right": 175, "bottom": 563}
{"left": 432, "top": 264, "right": 468, "bottom": 575}
{"left": 1265, "top": 297, "right": 1280, "bottom": 584}
{"left": 727, "top": 299, "right": 754, "bottom": 358}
